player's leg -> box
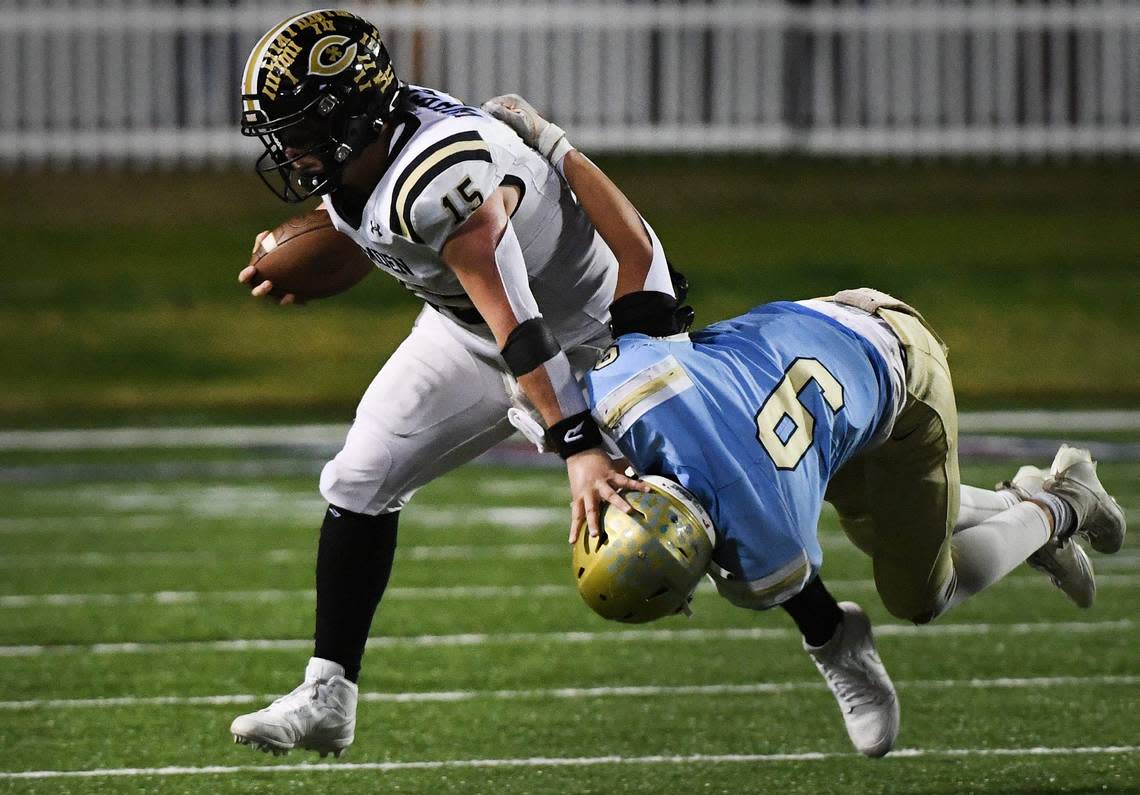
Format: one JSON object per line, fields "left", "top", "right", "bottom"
{"left": 781, "top": 576, "right": 899, "bottom": 758}
{"left": 946, "top": 442, "right": 1130, "bottom": 612}
{"left": 231, "top": 308, "right": 517, "bottom": 755}
{"left": 956, "top": 484, "right": 1021, "bottom": 531}
{"left": 995, "top": 447, "right": 1125, "bottom": 606}
{"left": 861, "top": 309, "right": 1062, "bottom": 623}
{"left": 316, "top": 309, "right": 517, "bottom": 677}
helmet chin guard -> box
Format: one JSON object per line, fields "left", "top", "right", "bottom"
{"left": 240, "top": 9, "right": 402, "bottom": 202}
{"left": 572, "top": 476, "right": 716, "bottom": 624}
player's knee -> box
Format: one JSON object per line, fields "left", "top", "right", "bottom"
{"left": 319, "top": 447, "right": 404, "bottom": 515}
{"left": 876, "top": 570, "right": 952, "bottom": 625}
{"left": 881, "top": 596, "right": 943, "bottom": 625}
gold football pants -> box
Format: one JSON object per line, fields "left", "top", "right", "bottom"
{"left": 823, "top": 291, "right": 960, "bottom": 623}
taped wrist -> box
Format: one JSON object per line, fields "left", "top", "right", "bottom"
{"left": 538, "top": 123, "right": 574, "bottom": 175}
{"left": 501, "top": 317, "right": 561, "bottom": 377}
{"left": 545, "top": 411, "right": 604, "bottom": 459}
{"left": 609, "top": 291, "right": 694, "bottom": 338}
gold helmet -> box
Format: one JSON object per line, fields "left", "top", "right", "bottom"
{"left": 572, "top": 475, "right": 716, "bottom": 623}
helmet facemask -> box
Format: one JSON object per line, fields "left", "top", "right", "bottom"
{"left": 243, "top": 90, "right": 383, "bottom": 203}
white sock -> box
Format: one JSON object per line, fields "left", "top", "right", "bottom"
{"left": 1030, "top": 491, "right": 1075, "bottom": 538}
{"left": 944, "top": 501, "right": 1051, "bottom": 613}
{"left": 955, "top": 485, "right": 1020, "bottom": 532}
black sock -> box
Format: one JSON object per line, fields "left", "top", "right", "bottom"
{"left": 313, "top": 505, "right": 398, "bottom": 683}
{"left": 780, "top": 576, "right": 844, "bottom": 647}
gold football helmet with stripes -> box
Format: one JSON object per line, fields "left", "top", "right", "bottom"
{"left": 573, "top": 476, "right": 716, "bottom": 623}
{"left": 240, "top": 9, "right": 402, "bottom": 201}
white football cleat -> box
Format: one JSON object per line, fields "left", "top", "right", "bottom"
{"left": 1026, "top": 536, "right": 1096, "bottom": 609}
{"left": 1045, "top": 445, "right": 1126, "bottom": 554}
{"left": 998, "top": 464, "right": 1096, "bottom": 608}
{"left": 230, "top": 657, "right": 356, "bottom": 757}
{"left": 805, "top": 601, "right": 899, "bottom": 758}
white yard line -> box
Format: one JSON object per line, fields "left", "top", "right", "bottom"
{"left": 959, "top": 410, "right": 1140, "bottom": 433}
{"left": 0, "top": 424, "right": 348, "bottom": 451}
{"left": 0, "top": 543, "right": 569, "bottom": 568}
{"left": 0, "top": 584, "right": 569, "bottom": 608}
{"left": 6, "top": 574, "right": 1140, "bottom": 609}
{"left": 1, "top": 745, "right": 1137, "bottom": 780}
{"left": 0, "top": 411, "right": 1137, "bottom": 452}
{"left": 0, "top": 619, "right": 1131, "bottom": 658}
{"left": 0, "top": 515, "right": 169, "bottom": 534}
{"left": 2, "top": 675, "right": 1137, "bottom": 712}
{"left": 0, "top": 506, "right": 567, "bottom": 534}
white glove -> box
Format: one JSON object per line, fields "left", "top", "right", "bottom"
{"left": 481, "top": 93, "right": 575, "bottom": 171}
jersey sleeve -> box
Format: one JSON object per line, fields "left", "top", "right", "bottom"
{"left": 390, "top": 131, "right": 501, "bottom": 252}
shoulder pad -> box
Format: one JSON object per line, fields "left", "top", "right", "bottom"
{"left": 388, "top": 130, "right": 497, "bottom": 250}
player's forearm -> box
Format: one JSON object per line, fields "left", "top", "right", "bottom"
{"left": 559, "top": 150, "right": 654, "bottom": 298}
{"left": 443, "top": 195, "right": 602, "bottom": 456}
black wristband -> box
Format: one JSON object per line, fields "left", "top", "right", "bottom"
{"left": 609, "top": 291, "right": 694, "bottom": 338}
{"left": 545, "top": 411, "right": 604, "bottom": 459}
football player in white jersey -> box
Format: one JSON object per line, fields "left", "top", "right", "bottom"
{"left": 228, "top": 10, "right": 692, "bottom": 757}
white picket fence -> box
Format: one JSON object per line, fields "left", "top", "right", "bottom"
{"left": 1, "top": 0, "right": 1139, "bottom": 166}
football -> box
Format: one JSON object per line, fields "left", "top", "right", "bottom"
{"left": 247, "top": 208, "right": 373, "bottom": 301}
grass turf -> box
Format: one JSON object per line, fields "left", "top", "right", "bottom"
{"left": 0, "top": 451, "right": 1136, "bottom": 793}
{"left": 3, "top": 159, "right": 1139, "bottom": 427}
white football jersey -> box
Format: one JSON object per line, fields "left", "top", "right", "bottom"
{"left": 322, "top": 85, "right": 616, "bottom": 347}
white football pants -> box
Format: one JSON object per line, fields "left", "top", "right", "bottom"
{"left": 319, "top": 306, "right": 608, "bottom": 515}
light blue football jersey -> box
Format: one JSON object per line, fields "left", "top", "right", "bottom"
{"left": 584, "top": 301, "right": 896, "bottom": 595}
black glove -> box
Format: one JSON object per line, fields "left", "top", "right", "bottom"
{"left": 609, "top": 290, "right": 695, "bottom": 338}
{"left": 668, "top": 260, "right": 690, "bottom": 304}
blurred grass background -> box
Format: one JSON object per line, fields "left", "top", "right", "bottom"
{"left": 3, "top": 158, "right": 1138, "bottom": 428}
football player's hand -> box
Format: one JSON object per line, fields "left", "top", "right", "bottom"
{"left": 481, "top": 94, "right": 574, "bottom": 165}
{"left": 240, "top": 231, "right": 302, "bottom": 306}
{"left": 566, "top": 448, "right": 651, "bottom": 544}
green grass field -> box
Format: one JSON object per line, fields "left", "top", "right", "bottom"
{"left": 2, "top": 157, "right": 1137, "bottom": 792}
{"left": 0, "top": 445, "right": 1136, "bottom": 793}
{"left": 4, "top": 159, "right": 1139, "bottom": 427}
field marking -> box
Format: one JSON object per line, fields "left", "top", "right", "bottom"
{"left": 1, "top": 745, "right": 1137, "bottom": 780}
{"left": 0, "top": 543, "right": 570, "bottom": 568}
{"left": 0, "top": 506, "right": 566, "bottom": 534}
{"left": 1, "top": 619, "right": 1131, "bottom": 658}
{"left": 0, "top": 425, "right": 348, "bottom": 451}
{"left": 6, "top": 574, "right": 1140, "bottom": 609}
{"left": 0, "top": 585, "right": 569, "bottom": 608}
{"left": 2, "top": 675, "right": 1137, "bottom": 712}
{"left": 0, "top": 515, "right": 169, "bottom": 535}
{"left": 959, "top": 410, "right": 1140, "bottom": 433}
{"left": 2, "top": 411, "right": 1137, "bottom": 452}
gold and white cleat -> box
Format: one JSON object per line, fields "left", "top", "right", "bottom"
{"left": 1026, "top": 536, "right": 1095, "bottom": 608}
{"left": 999, "top": 462, "right": 1097, "bottom": 608}
{"left": 1045, "top": 445, "right": 1126, "bottom": 553}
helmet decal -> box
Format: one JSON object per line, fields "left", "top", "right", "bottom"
{"left": 309, "top": 35, "right": 357, "bottom": 77}
{"left": 241, "top": 11, "right": 311, "bottom": 112}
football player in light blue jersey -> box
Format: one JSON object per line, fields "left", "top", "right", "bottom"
{"left": 587, "top": 298, "right": 895, "bottom": 604}
{"left": 485, "top": 95, "right": 1127, "bottom": 758}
